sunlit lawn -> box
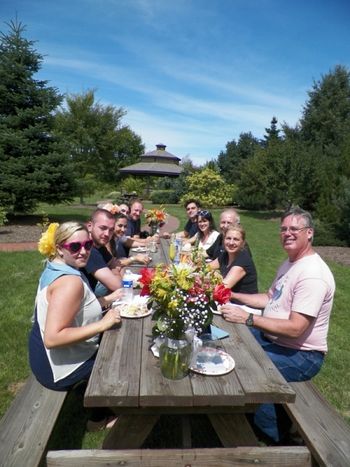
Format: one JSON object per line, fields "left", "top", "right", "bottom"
{"left": 0, "top": 201, "right": 348, "bottom": 450}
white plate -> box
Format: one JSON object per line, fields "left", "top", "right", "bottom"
{"left": 131, "top": 247, "right": 147, "bottom": 253}
{"left": 190, "top": 348, "right": 235, "bottom": 376}
{"left": 113, "top": 296, "right": 151, "bottom": 319}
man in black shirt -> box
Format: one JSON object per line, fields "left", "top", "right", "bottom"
{"left": 126, "top": 199, "right": 143, "bottom": 238}
{"left": 176, "top": 199, "right": 201, "bottom": 239}
{"left": 81, "top": 208, "right": 122, "bottom": 292}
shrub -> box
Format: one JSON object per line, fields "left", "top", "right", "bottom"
{"left": 0, "top": 206, "right": 8, "bottom": 226}
{"left": 150, "top": 190, "right": 178, "bottom": 204}
{"left": 180, "top": 168, "right": 236, "bottom": 207}
{"left": 313, "top": 219, "right": 346, "bottom": 246}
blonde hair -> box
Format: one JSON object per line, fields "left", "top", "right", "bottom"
{"left": 224, "top": 224, "right": 246, "bottom": 242}
{"left": 38, "top": 221, "right": 88, "bottom": 260}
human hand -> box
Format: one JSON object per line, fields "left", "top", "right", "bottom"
{"left": 101, "top": 306, "right": 121, "bottom": 330}
{"left": 220, "top": 304, "right": 249, "bottom": 324}
{"left": 135, "top": 253, "right": 151, "bottom": 265}
{"left": 108, "top": 288, "right": 124, "bottom": 303}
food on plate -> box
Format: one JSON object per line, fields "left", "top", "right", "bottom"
{"left": 114, "top": 297, "right": 150, "bottom": 317}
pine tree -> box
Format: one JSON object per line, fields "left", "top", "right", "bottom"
{"left": 0, "top": 20, "right": 76, "bottom": 212}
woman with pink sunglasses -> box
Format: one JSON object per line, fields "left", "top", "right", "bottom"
{"left": 28, "top": 221, "right": 123, "bottom": 429}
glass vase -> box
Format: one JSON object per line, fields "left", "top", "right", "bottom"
{"left": 149, "top": 221, "right": 159, "bottom": 236}
{"left": 159, "top": 337, "right": 192, "bottom": 380}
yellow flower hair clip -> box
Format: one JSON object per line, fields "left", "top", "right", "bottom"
{"left": 38, "top": 222, "right": 59, "bottom": 258}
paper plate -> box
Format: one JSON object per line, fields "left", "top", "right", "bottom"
{"left": 113, "top": 296, "right": 151, "bottom": 319}
{"left": 190, "top": 348, "right": 235, "bottom": 376}
{"left": 131, "top": 247, "right": 147, "bottom": 253}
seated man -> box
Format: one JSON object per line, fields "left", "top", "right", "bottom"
{"left": 206, "top": 208, "right": 241, "bottom": 260}
{"left": 81, "top": 208, "right": 122, "bottom": 293}
{"left": 126, "top": 199, "right": 143, "bottom": 238}
{"left": 118, "top": 203, "right": 130, "bottom": 216}
{"left": 176, "top": 199, "right": 201, "bottom": 239}
{"left": 220, "top": 207, "right": 335, "bottom": 443}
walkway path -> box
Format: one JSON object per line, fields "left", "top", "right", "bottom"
{"left": 0, "top": 215, "right": 180, "bottom": 252}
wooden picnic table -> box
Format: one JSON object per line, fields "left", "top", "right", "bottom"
{"left": 84, "top": 239, "right": 296, "bottom": 450}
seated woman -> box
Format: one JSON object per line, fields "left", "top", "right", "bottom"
{"left": 209, "top": 225, "right": 259, "bottom": 308}
{"left": 184, "top": 210, "right": 220, "bottom": 253}
{"left": 111, "top": 213, "right": 151, "bottom": 266}
{"left": 29, "top": 221, "right": 123, "bottom": 393}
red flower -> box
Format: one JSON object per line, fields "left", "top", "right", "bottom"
{"left": 213, "top": 284, "right": 231, "bottom": 304}
{"left": 139, "top": 267, "right": 156, "bottom": 296}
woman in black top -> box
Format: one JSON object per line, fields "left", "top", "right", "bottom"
{"left": 209, "top": 225, "right": 258, "bottom": 304}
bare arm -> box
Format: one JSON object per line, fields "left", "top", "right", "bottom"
{"left": 115, "top": 253, "right": 151, "bottom": 267}
{"left": 223, "top": 265, "right": 246, "bottom": 290}
{"left": 221, "top": 305, "right": 313, "bottom": 338}
{"left": 230, "top": 291, "right": 270, "bottom": 309}
{"left": 93, "top": 266, "right": 122, "bottom": 291}
{"left": 44, "top": 276, "right": 121, "bottom": 348}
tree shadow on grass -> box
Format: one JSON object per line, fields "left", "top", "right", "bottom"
{"left": 7, "top": 212, "right": 90, "bottom": 225}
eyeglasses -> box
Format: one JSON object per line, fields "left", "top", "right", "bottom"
{"left": 280, "top": 226, "right": 309, "bottom": 234}
{"left": 61, "top": 240, "right": 94, "bottom": 253}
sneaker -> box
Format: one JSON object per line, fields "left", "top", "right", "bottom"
{"left": 87, "top": 415, "right": 118, "bottom": 432}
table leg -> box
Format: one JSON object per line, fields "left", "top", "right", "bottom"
{"left": 181, "top": 415, "right": 192, "bottom": 448}
{"left": 208, "top": 414, "right": 258, "bottom": 447}
{"left": 102, "top": 414, "right": 160, "bottom": 449}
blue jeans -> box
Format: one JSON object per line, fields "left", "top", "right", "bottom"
{"left": 250, "top": 327, "right": 324, "bottom": 442}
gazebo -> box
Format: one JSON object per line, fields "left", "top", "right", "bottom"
{"left": 119, "top": 143, "right": 182, "bottom": 177}
{"left": 119, "top": 143, "right": 183, "bottom": 196}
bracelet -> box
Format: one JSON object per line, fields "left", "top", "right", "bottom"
{"left": 129, "top": 256, "right": 135, "bottom": 263}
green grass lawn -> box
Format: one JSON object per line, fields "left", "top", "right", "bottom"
{"left": 0, "top": 202, "right": 349, "bottom": 449}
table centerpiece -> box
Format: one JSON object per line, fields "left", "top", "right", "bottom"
{"left": 139, "top": 261, "right": 231, "bottom": 379}
{"left": 144, "top": 206, "right": 168, "bottom": 235}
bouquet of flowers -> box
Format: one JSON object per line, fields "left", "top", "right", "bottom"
{"left": 139, "top": 262, "right": 231, "bottom": 340}
{"left": 144, "top": 206, "right": 168, "bottom": 227}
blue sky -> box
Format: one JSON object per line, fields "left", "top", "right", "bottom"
{"left": 1, "top": 0, "right": 350, "bottom": 165}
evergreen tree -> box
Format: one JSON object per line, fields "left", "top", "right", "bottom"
{"left": 217, "top": 132, "right": 260, "bottom": 183}
{"left": 0, "top": 20, "right": 76, "bottom": 212}
{"left": 262, "top": 116, "right": 281, "bottom": 146}
{"left": 301, "top": 65, "right": 350, "bottom": 149}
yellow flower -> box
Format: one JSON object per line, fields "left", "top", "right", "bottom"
{"left": 38, "top": 223, "right": 59, "bottom": 258}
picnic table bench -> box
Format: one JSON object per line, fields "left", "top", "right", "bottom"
{"left": 284, "top": 380, "right": 350, "bottom": 467}
{"left": 0, "top": 374, "right": 67, "bottom": 467}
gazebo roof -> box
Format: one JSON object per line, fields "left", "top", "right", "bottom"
{"left": 119, "top": 143, "right": 183, "bottom": 177}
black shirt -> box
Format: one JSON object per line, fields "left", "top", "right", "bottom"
{"left": 81, "top": 245, "right": 112, "bottom": 291}
{"left": 184, "top": 218, "right": 198, "bottom": 238}
{"left": 126, "top": 218, "right": 141, "bottom": 237}
{"left": 218, "top": 249, "right": 258, "bottom": 303}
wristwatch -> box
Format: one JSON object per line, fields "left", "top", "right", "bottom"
{"left": 245, "top": 313, "right": 254, "bottom": 327}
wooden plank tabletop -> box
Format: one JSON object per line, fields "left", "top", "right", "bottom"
{"left": 84, "top": 313, "right": 295, "bottom": 409}
{"left": 85, "top": 237, "right": 295, "bottom": 410}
